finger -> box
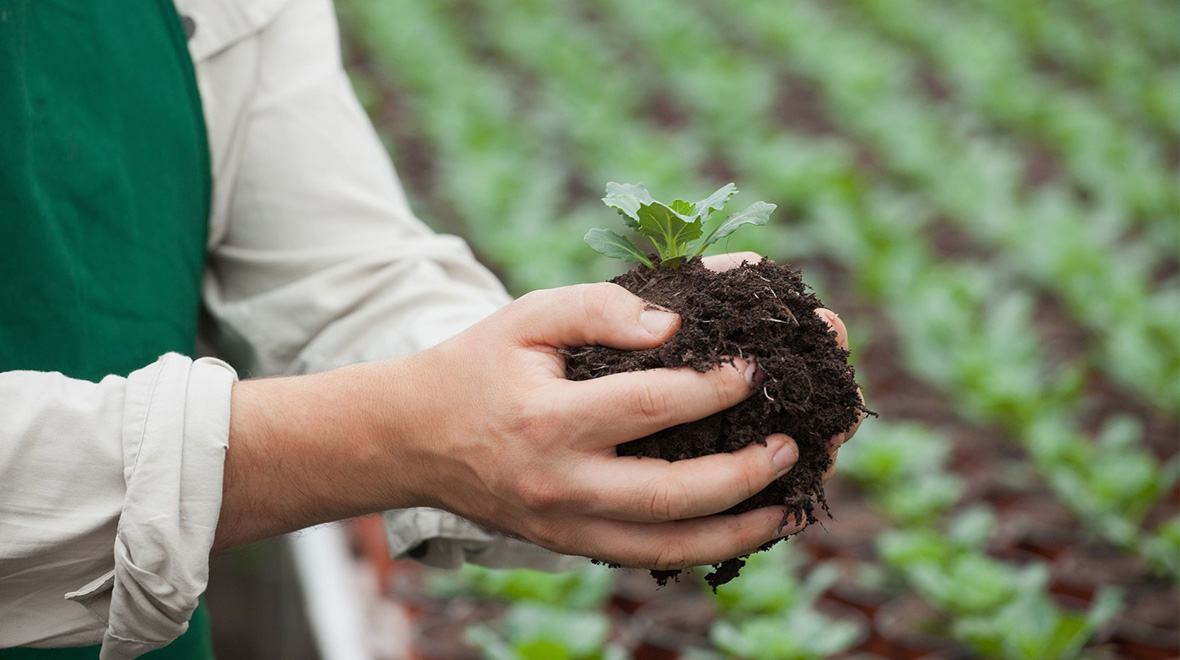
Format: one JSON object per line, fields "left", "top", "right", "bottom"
{"left": 573, "top": 434, "right": 799, "bottom": 522}
{"left": 702, "top": 251, "right": 762, "bottom": 272}
{"left": 845, "top": 387, "right": 866, "bottom": 442}
{"left": 814, "top": 308, "right": 848, "bottom": 350}
{"left": 815, "top": 310, "right": 865, "bottom": 444}
{"left": 564, "top": 359, "right": 756, "bottom": 447}
{"left": 507, "top": 282, "right": 680, "bottom": 350}
{"left": 570, "top": 506, "right": 806, "bottom": 570}
{"left": 823, "top": 447, "right": 840, "bottom": 483}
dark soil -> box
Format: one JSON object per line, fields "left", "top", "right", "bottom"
{"left": 564, "top": 256, "right": 872, "bottom": 588}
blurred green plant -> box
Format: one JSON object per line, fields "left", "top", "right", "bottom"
{"left": 879, "top": 508, "right": 1123, "bottom": 656}
{"left": 704, "top": 546, "right": 857, "bottom": 659}
{"left": 465, "top": 603, "right": 627, "bottom": 660}
{"left": 1028, "top": 414, "right": 1180, "bottom": 553}
{"left": 1140, "top": 515, "right": 1180, "bottom": 581}
{"left": 955, "top": 587, "right": 1122, "bottom": 660}
{"left": 838, "top": 422, "right": 963, "bottom": 526}
{"left": 708, "top": 545, "right": 838, "bottom": 618}
{"left": 709, "top": 608, "right": 861, "bottom": 660}
{"left": 428, "top": 563, "right": 614, "bottom": 610}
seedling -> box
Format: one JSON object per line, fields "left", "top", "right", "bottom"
{"left": 954, "top": 586, "right": 1122, "bottom": 660}
{"left": 710, "top": 608, "right": 860, "bottom": 660}
{"left": 1140, "top": 515, "right": 1180, "bottom": 580}
{"left": 585, "top": 182, "right": 776, "bottom": 268}
{"left": 710, "top": 545, "right": 839, "bottom": 618}
{"left": 573, "top": 181, "right": 868, "bottom": 586}
{"left": 465, "top": 603, "right": 627, "bottom": 660}
{"left": 428, "top": 564, "right": 614, "bottom": 609}
{"left": 909, "top": 555, "right": 1046, "bottom": 618}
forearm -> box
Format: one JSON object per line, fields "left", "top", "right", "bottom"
{"left": 213, "top": 359, "right": 434, "bottom": 550}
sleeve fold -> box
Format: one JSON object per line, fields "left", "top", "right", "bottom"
{"left": 66, "top": 355, "right": 236, "bottom": 660}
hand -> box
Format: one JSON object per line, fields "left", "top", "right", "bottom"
{"left": 389, "top": 280, "right": 805, "bottom": 569}
{"left": 219, "top": 251, "right": 860, "bottom": 570}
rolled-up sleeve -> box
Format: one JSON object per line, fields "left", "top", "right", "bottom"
{"left": 0, "top": 354, "right": 236, "bottom": 658}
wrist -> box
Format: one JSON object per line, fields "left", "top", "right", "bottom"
{"left": 368, "top": 352, "right": 470, "bottom": 513}
{"left": 216, "top": 359, "right": 432, "bottom": 548}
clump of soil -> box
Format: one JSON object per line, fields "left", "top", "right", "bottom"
{"left": 565, "top": 256, "right": 872, "bottom": 588}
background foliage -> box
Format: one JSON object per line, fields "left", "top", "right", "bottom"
{"left": 335, "top": 0, "right": 1179, "bottom": 657}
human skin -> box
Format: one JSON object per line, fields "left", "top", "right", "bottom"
{"left": 214, "top": 252, "right": 860, "bottom": 570}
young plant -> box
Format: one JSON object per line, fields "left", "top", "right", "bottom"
{"left": 876, "top": 506, "right": 997, "bottom": 571}
{"left": 838, "top": 422, "right": 962, "bottom": 525}
{"left": 706, "top": 547, "right": 853, "bottom": 660}
{"left": 954, "top": 587, "right": 1123, "bottom": 660}
{"left": 428, "top": 563, "right": 614, "bottom": 609}
{"left": 908, "top": 554, "right": 1047, "bottom": 618}
{"left": 585, "top": 182, "right": 776, "bottom": 268}
{"left": 1029, "top": 414, "right": 1180, "bottom": 549}
{"left": 1140, "top": 515, "right": 1180, "bottom": 580}
{"left": 709, "top": 544, "right": 839, "bottom": 618}
{"left": 709, "top": 608, "right": 861, "bottom": 660}
{"left": 465, "top": 603, "right": 627, "bottom": 660}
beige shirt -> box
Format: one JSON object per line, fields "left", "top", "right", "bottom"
{"left": 0, "top": 0, "right": 571, "bottom": 656}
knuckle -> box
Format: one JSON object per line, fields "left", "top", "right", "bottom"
{"left": 647, "top": 477, "right": 690, "bottom": 521}
{"left": 578, "top": 283, "right": 620, "bottom": 321}
{"left": 741, "top": 514, "right": 780, "bottom": 551}
{"left": 740, "top": 456, "right": 769, "bottom": 499}
{"left": 504, "top": 289, "right": 556, "bottom": 345}
{"left": 494, "top": 391, "right": 546, "bottom": 439}
{"left": 631, "top": 383, "right": 673, "bottom": 423}
{"left": 515, "top": 474, "right": 562, "bottom": 512}
{"left": 653, "top": 544, "right": 690, "bottom": 571}
{"left": 513, "top": 288, "right": 550, "bottom": 313}
{"left": 711, "top": 366, "right": 744, "bottom": 407}
{"left": 526, "top": 519, "right": 565, "bottom": 550}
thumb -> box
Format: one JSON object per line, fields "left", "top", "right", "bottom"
{"left": 508, "top": 283, "right": 680, "bottom": 349}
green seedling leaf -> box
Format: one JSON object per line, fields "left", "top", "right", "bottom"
{"left": 711, "top": 609, "right": 860, "bottom": 660}
{"left": 670, "top": 199, "right": 696, "bottom": 216}
{"left": 602, "top": 182, "right": 654, "bottom": 229}
{"left": 697, "top": 201, "right": 776, "bottom": 255}
{"left": 946, "top": 505, "right": 996, "bottom": 549}
{"left": 635, "top": 201, "right": 701, "bottom": 264}
{"left": 584, "top": 228, "right": 653, "bottom": 267}
{"left": 588, "top": 182, "right": 774, "bottom": 268}
{"left": 693, "top": 182, "right": 738, "bottom": 221}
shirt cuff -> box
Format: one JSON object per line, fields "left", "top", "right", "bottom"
{"left": 64, "top": 354, "right": 237, "bottom": 660}
{"left": 382, "top": 508, "right": 585, "bottom": 573}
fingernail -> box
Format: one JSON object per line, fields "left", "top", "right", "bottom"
{"left": 771, "top": 437, "right": 798, "bottom": 475}
{"left": 731, "top": 357, "right": 758, "bottom": 386}
{"left": 640, "top": 309, "right": 678, "bottom": 336}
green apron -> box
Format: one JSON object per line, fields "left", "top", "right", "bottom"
{"left": 0, "top": 0, "right": 214, "bottom": 657}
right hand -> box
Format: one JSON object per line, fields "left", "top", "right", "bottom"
{"left": 389, "top": 282, "right": 805, "bottom": 570}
